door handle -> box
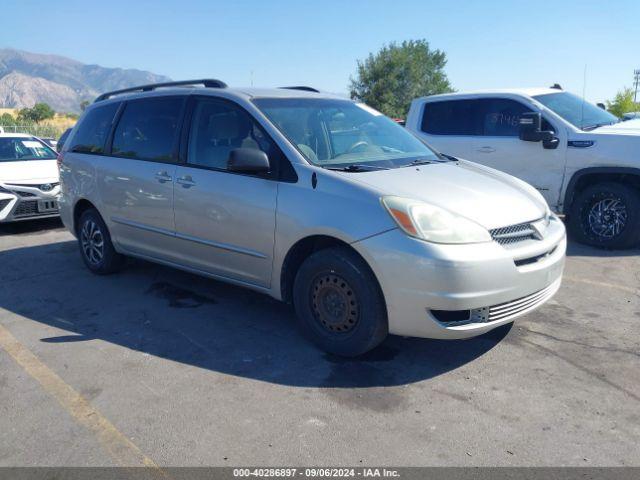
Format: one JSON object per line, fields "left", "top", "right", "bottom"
{"left": 176, "top": 175, "right": 195, "bottom": 188}
{"left": 477, "top": 146, "right": 496, "bottom": 153}
{"left": 155, "top": 171, "right": 172, "bottom": 183}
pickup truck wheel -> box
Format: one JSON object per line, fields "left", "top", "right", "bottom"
{"left": 293, "top": 247, "right": 388, "bottom": 357}
{"left": 568, "top": 182, "right": 640, "bottom": 249}
{"left": 78, "top": 209, "right": 125, "bottom": 274}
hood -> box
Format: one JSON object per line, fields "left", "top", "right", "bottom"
{"left": 592, "top": 119, "right": 640, "bottom": 136}
{"left": 0, "top": 160, "right": 59, "bottom": 184}
{"left": 346, "top": 161, "right": 547, "bottom": 230}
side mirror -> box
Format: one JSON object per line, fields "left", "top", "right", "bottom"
{"left": 227, "top": 148, "right": 270, "bottom": 174}
{"left": 519, "top": 112, "right": 543, "bottom": 141}
{"left": 519, "top": 112, "right": 559, "bottom": 150}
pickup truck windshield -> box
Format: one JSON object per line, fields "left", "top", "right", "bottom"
{"left": 0, "top": 137, "right": 57, "bottom": 162}
{"left": 533, "top": 92, "right": 619, "bottom": 131}
{"left": 253, "top": 98, "right": 441, "bottom": 170}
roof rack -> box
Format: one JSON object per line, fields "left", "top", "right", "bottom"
{"left": 279, "top": 86, "right": 320, "bottom": 93}
{"left": 94, "top": 79, "right": 228, "bottom": 102}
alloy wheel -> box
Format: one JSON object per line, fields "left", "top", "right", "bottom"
{"left": 80, "top": 219, "right": 105, "bottom": 266}
{"left": 586, "top": 196, "right": 628, "bottom": 240}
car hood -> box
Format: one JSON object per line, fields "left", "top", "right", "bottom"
{"left": 592, "top": 119, "right": 640, "bottom": 135}
{"left": 346, "top": 161, "right": 547, "bottom": 230}
{"left": 0, "top": 160, "right": 59, "bottom": 183}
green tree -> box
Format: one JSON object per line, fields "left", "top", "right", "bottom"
{"left": 606, "top": 87, "right": 639, "bottom": 118}
{"left": 0, "top": 113, "right": 16, "bottom": 126}
{"left": 17, "top": 103, "right": 55, "bottom": 123}
{"left": 349, "top": 39, "right": 453, "bottom": 118}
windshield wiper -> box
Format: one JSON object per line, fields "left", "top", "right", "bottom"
{"left": 404, "top": 158, "right": 435, "bottom": 167}
{"left": 438, "top": 153, "right": 459, "bottom": 162}
{"left": 582, "top": 121, "right": 619, "bottom": 131}
{"left": 325, "top": 164, "right": 389, "bottom": 172}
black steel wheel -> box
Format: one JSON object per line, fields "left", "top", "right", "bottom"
{"left": 293, "top": 247, "right": 388, "bottom": 357}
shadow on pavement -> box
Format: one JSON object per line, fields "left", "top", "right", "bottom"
{"left": 565, "top": 240, "right": 640, "bottom": 258}
{"left": 0, "top": 217, "right": 64, "bottom": 236}
{"left": 0, "top": 239, "right": 512, "bottom": 388}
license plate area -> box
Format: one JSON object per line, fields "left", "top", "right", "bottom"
{"left": 38, "top": 200, "right": 58, "bottom": 213}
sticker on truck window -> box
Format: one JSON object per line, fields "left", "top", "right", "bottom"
{"left": 22, "top": 141, "right": 44, "bottom": 149}
{"left": 356, "top": 103, "right": 383, "bottom": 116}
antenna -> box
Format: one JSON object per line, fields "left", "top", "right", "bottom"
{"left": 580, "top": 65, "right": 587, "bottom": 129}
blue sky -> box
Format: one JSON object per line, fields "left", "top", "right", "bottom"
{"left": 4, "top": 0, "right": 638, "bottom": 103}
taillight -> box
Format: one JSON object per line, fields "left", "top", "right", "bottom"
{"left": 56, "top": 152, "right": 64, "bottom": 169}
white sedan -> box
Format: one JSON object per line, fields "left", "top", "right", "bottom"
{"left": 0, "top": 133, "right": 61, "bottom": 223}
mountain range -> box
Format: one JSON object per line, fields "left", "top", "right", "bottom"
{"left": 0, "top": 48, "right": 171, "bottom": 113}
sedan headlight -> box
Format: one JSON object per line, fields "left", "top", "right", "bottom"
{"left": 382, "top": 196, "right": 492, "bottom": 244}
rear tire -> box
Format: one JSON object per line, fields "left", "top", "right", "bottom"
{"left": 77, "top": 208, "right": 125, "bottom": 274}
{"left": 293, "top": 247, "right": 388, "bottom": 357}
{"left": 568, "top": 182, "right": 640, "bottom": 249}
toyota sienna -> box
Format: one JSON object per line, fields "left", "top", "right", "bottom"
{"left": 59, "top": 80, "right": 566, "bottom": 356}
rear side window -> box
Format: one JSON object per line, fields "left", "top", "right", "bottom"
{"left": 112, "top": 97, "right": 183, "bottom": 162}
{"left": 69, "top": 103, "right": 119, "bottom": 153}
{"left": 421, "top": 98, "right": 539, "bottom": 136}
{"left": 421, "top": 100, "right": 479, "bottom": 135}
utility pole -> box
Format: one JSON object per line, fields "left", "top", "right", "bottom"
{"left": 634, "top": 69, "right": 640, "bottom": 104}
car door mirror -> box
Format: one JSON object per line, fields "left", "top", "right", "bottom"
{"left": 519, "top": 112, "right": 543, "bottom": 141}
{"left": 227, "top": 148, "right": 270, "bottom": 174}
{"left": 519, "top": 112, "right": 558, "bottom": 149}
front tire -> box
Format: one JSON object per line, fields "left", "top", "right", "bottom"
{"left": 293, "top": 247, "right": 388, "bottom": 357}
{"left": 568, "top": 182, "right": 640, "bottom": 249}
{"left": 77, "top": 209, "right": 125, "bottom": 274}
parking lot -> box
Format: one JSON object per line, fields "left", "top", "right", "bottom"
{"left": 0, "top": 218, "right": 638, "bottom": 467}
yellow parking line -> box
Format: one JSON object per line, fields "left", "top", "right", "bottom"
{"left": 0, "top": 323, "right": 166, "bottom": 475}
{"left": 564, "top": 275, "right": 638, "bottom": 294}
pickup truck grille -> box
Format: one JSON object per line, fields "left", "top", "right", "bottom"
{"left": 490, "top": 221, "right": 538, "bottom": 245}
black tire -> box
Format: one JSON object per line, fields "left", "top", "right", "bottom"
{"left": 293, "top": 247, "right": 388, "bottom": 357}
{"left": 568, "top": 182, "right": 640, "bottom": 249}
{"left": 77, "top": 208, "right": 125, "bottom": 274}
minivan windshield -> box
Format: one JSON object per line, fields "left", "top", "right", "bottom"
{"left": 254, "top": 98, "right": 442, "bottom": 170}
{"left": 533, "top": 92, "right": 619, "bottom": 131}
{"left": 0, "top": 136, "right": 57, "bottom": 162}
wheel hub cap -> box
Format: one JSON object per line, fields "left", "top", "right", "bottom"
{"left": 311, "top": 274, "right": 359, "bottom": 333}
{"left": 80, "top": 220, "right": 104, "bottom": 265}
{"left": 587, "top": 197, "right": 627, "bottom": 239}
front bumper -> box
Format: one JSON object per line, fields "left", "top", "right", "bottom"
{"left": 0, "top": 183, "right": 61, "bottom": 223}
{"left": 353, "top": 217, "right": 566, "bottom": 339}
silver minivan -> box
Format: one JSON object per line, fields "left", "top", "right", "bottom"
{"left": 59, "top": 80, "right": 566, "bottom": 356}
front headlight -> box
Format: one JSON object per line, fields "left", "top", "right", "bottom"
{"left": 382, "top": 196, "right": 492, "bottom": 244}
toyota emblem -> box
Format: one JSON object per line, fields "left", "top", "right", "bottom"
{"left": 40, "top": 183, "right": 53, "bottom": 192}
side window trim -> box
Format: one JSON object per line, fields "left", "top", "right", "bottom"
{"left": 104, "top": 101, "right": 126, "bottom": 155}
{"left": 182, "top": 95, "right": 295, "bottom": 182}
{"left": 107, "top": 95, "right": 188, "bottom": 164}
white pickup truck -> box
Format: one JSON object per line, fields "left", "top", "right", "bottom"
{"left": 406, "top": 88, "right": 640, "bottom": 249}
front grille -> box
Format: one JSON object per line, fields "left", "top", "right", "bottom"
{"left": 0, "top": 199, "right": 10, "bottom": 212}
{"left": 13, "top": 200, "right": 39, "bottom": 217}
{"left": 13, "top": 200, "right": 58, "bottom": 218}
{"left": 487, "top": 281, "right": 560, "bottom": 322}
{"left": 16, "top": 191, "right": 37, "bottom": 197}
{"left": 433, "top": 280, "right": 560, "bottom": 327}
{"left": 490, "top": 221, "right": 538, "bottom": 245}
